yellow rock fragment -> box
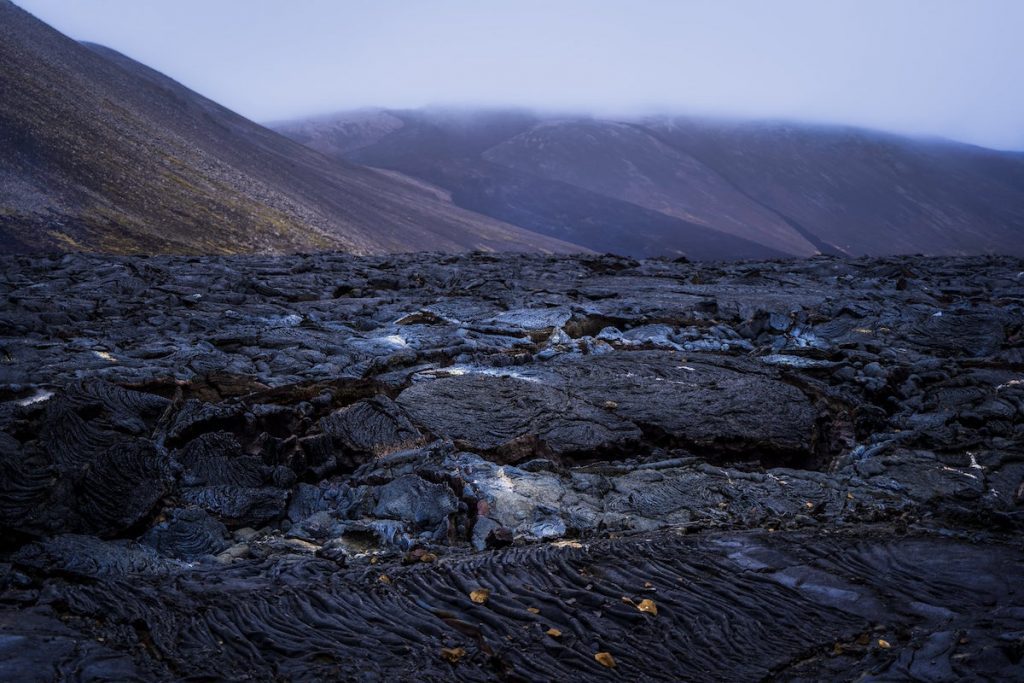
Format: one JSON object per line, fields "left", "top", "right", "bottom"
{"left": 637, "top": 599, "right": 658, "bottom": 615}
{"left": 441, "top": 646, "right": 466, "bottom": 663}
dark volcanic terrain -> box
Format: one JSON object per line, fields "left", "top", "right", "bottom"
{"left": 276, "top": 109, "right": 1024, "bottom": 259}
{"left": 1, "top": 252, "right": 1023, "bottom": 680}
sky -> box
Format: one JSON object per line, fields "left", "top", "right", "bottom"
{"left": 15, "top": 0, "right": 1024, "bottom": 150}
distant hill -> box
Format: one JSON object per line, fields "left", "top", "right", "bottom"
{"left": 275, "top": 108, "right": 1024, "bottom": 258}
{"left": 0, "top": 1, "right": 577, "bottom": 255}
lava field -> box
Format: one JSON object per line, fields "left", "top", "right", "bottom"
{"left": 1, "top": 252, "right": 1022, "bottom": 681}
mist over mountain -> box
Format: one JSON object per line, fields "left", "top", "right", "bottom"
{"left": 2, "top": 0, "right": 1022, "bottom": 260}
{"left": 0, "top": 0, "right": 576, "bottom": 255}
{"left": 275, "top": 108, "right": 1024, "bottom": 258}
{"left": 16, "top": 0, "right": 1024, "bottom": 151}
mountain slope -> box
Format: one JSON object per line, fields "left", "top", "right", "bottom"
{"left": 481, "top": 119, "right": 819, "bottom": 256}
{"left": 0, "top": 1, "right": 578, "bottom": 255}
{"left": 643, "top": 118, "right": 1024, "bottom": 257}
{"left": 275, "top": 108, "right": 1024, "bottom": 258}
{"left": 278, "top": 110, "right": 789, "bottom": 259}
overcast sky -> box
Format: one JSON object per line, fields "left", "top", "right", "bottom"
{"left": 16, "top": 0, "right": 1024, "bottom": 150}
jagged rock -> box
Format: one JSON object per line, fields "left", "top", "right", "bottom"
{"left": 174, "top": 432, "right": 265, "bottom": 487}
{"left": 369, "top": 475, "right": 459, "bottom": 530}
{"left": 141, "top": 508, "right": 230, "bottom": 560}
{"left": 538, "top": 351, "right": 820, "bottom": 464}
{"left": 179, "top": 485, "right": 288, "bottom": 528}
{"left": 1, "top": 435, "right": 169, "bottom": 538}
{"left": 165, "top": 400, "right": 247, "bottom": 446}
{"left": 397, "top": 374, "right": 642, "bottom": 461}
{"left": 13, "top": 535, "right": 167, "bottom": 578}
{"left": 1, "top": 252, "right": 1023, "bottom": 681}
{"left": 319, "top": 395, "right": 423, "bottom": 460}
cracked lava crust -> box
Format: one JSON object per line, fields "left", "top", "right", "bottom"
{"left": 1, "top": 252, "right": 1023, "bottom": 681}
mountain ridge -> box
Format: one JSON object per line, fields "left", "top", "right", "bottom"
{"left": 0, "top": 2, "right": 579, "bottom": 255}
{"left": 274, "top": 108, "right": 1024, "bottom": 258}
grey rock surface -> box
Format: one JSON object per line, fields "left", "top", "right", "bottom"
{"left": 1, "top": 251, "right": 1022, "bottom": 680}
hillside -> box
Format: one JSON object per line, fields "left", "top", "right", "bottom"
{"left": 276, "top": 108, "right": 1024, "bottom": 258}
{"left": 0, "top": 1, "right": 578, "bottom": 255}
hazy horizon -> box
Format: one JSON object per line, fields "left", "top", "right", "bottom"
{"left": 14, "top": 0, "right": 1024, "bottom": 151}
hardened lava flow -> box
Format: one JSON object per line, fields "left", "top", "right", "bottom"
{"left": 1, "top": 252, "right": 1023, "bottom": 680}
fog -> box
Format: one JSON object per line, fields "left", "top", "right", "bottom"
{"left": 15, "top": 0, "right": 1024, "bottom": 150}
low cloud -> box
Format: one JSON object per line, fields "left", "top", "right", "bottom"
{"left": 16, "top": 0, "right": 1024, "bottom": 150}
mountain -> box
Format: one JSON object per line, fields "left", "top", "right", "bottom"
{"left": 6, "top": 0, "right": 1020, "bottom": 261}
{"left": 277, "top": 109, "right": 790, "bottom": 260}
{"left": 0, "top": 1, "right": 577, "bottom": 255}
{"left": 275, "top": 108, "right": 1024, "bottom": 258}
